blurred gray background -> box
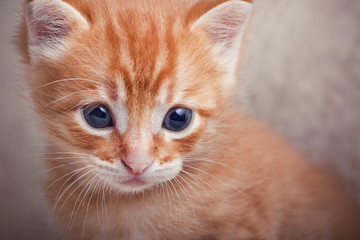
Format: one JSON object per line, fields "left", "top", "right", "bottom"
{"left": 0, "top": 0, "right": 359, "bottom": 239}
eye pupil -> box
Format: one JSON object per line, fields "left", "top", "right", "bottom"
{"left": 89, "top": 106, "right": 107, "bottom": 122}
{"left": 163, "top": 107, "right": 192, "bottom": 132}
{"left": 83, "top": 104, "right": 113, "bottom": 129}
{"left": 169, "top": 109, "right": 186, "bottom": 128}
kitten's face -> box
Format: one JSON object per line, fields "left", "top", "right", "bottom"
{"left": 24, "top": 0, "right": 251, "bottom": 193}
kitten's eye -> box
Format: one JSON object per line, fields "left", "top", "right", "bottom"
{"left": 83, "top": 104, "right": 113, "bottom": 129}
{"left": 163, "top": 107, "right": 192, "bottom": 132}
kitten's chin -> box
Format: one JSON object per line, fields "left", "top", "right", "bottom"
{"left": 121, "top": 177, "right": 147, "bottom": 187}
{"left": 95, "top": 173, "right": 154, "bottom": 194}
{"left": 118, "top": 179, "right": 154, "bottom": 193}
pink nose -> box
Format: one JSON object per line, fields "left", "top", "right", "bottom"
{"left": 121, "top": 160, "right": 152, "bottom": 175}
{"left": 121, "top": 151, "right": 153, "bottom": 175}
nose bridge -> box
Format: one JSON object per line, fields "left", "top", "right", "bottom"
{"left": 125, "top": 103, "right": 153, "bottom": 151}
{"left": 121, "top": 125, "right": 153, "bottom": 174}
{"left": 125, "top": 126, "right": 151, "bottom": 154}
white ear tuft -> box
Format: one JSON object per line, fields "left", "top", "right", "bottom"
{"left": 25, "top": 0, "right": 89, "bottom": 60}
{"left": 191, "top": 1, "right": 252, "bottom": 70}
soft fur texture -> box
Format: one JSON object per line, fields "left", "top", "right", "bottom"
{"left": 18, "top": 0, "right": 360, "bottom": 239}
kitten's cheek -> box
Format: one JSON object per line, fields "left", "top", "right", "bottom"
{"left": 145, "top": 158, "right": 183, "bottom": 183}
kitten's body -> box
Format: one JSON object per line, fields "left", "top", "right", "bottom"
{"left": 18, "top": 0, "right": 360, "bottom": 239}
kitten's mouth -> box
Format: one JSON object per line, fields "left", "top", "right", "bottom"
{"left": 121, "top": 177, "right": 147, "bottom": 187}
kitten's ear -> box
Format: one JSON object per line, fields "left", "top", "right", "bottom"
{"left": 25, "top": 0, "right": 89, "bottom": 60}
{"left": 191, "top": 0, "right": 252, "bottom": 71}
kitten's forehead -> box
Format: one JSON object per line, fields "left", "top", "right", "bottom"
{"left": 97, "top": 13, "right": 193, "bottom": 115}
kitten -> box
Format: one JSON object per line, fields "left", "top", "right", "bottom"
{"left": 18, "top": 0, "right": 360, "bottom": 239}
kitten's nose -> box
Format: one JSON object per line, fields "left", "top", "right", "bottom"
{"left": 121, "top": 160, "right": 152, "bottom": 175}
{"left": 121, "top": 151, "right": 152, "bottom": 175}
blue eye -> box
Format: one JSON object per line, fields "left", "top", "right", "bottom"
{"left": 83, "top": 104, "right": 113, "bottom": 129}
{"left": 163, "top": 107, "right": 192, "bottom": 132}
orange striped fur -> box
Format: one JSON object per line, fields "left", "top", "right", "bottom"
{"left": 18, "top": 0, "right": 360, "bottom": 239}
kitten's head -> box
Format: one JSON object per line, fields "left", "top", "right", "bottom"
{"left": 22, "top": 0, "right": 252, "bottom": 193}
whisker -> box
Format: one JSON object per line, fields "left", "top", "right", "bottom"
{"left": 180, "top": 169, "right": 220, "bottom": 202}
{"left": 21, "top": 151, "right": 93, "bottom": 157}
{"left": 42, "top": 156, "right": 91, "bottom": 161}
{"left": 38, "top": 165, "right": 93, "bottom": 201}
{"left": 183, "top": 157, "right": 233, "bottom": 169}
{"left": 64, "top": 172, "right": 100, "bottom": 238}
{"left": 30, "top": 160, "right": 88, "bottom": 177}
{"left": 101, "top": 172, "right": 111, "bottom": 226}
{"left": 177, "top": 173, "right": 210, "bottom": 221}
{"left": 163, "top": 182, "right": 172, "bottom": 224}
{"left": 50, "top": 168, "right": 97, "bottom": 219}
{"left": 47, "top": 90, "right": 98, "bottom": 106}
{"left": 173, "top": 177, "right": 195, "bottom": 218}
{"left": 30, "top": 78, "right": 99, "bottom": 91}
{"left": 179, "top": 171, "right": 214, "bottom": 201}
{"left": 167, "top": 179, "right": 183, "bottom": 214}
{"left": 97, "top": 175, "right": 107, "bottom": 236}
{"left": 82, "top": 174, "right": 103, "bottom": 237}
{"left": 183, "top": 164, "right": 226, "bottom": 186}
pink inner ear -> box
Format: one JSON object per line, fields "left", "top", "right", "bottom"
{"left": 209, "top": 13, "right": 247, "bottom": 48}
{"left": 211, "top": 19, "right": 239, "bottom": 46}
{"left": 32, "top": 17, "right": 70, "bottom": 41}
{"left": 26, "top": 5, "right": 71, "bottom": 45}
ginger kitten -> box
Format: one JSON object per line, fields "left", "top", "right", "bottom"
{"left": 18, "top": 0, "right": 360, "bottom": 239}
